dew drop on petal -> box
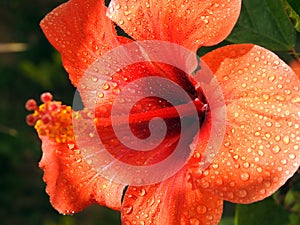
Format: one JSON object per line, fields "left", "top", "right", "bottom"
{"left": 283, "top": 136, "right": 290, "bottom": 144}
{"left": 138, "top": 188, "right": 146, "bottom": 196}
{"left": 264, "top": 181, "right": 271, "bottom": 188}
{"left": 123, "top": 205, "right": 133, "bottom": 215}
{"left": 291, "top": 96, "right": 300, "bottom": 104}
{"left": 240, "top": 172, "right": 250, "bottom": 181}
{"left": 289, "top": 154, "right": 296, "bottom": 160}
{"left": 272, "top": 145, "right": 281, "bottom": 153}
{"left": 102, "top": 83, "right": 110, "bottom": 90}
{"left": 206, "top": 215, "right": 213, "bottom": 221}
{"left": 281, "top": 159, "right": 287, "bottom": 165}
{"left": 243, "top": 162, "right": 250, "bottom": 168}
{"left": 216, "top": 179, "right": 223, "bottom": 186}
{"left": 197, "top": 205, "right": 207, "bottom": 214}
{"left": 238, "top": 189, "right": 248, "bottom": 198}
{"left": 190, "top": 218, "right": 200, "bottom": 225}
{"left": 147, "top": 196, "right": 155, "bottom": 207}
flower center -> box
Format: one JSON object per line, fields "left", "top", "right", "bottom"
{"left": 95, "top": 64, "right": 208, "bottom": 166}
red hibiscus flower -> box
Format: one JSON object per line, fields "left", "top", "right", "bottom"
{"left": 26, "top": 0, "right": 300, "bottom": 224}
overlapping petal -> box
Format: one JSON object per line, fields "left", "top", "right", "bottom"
{"left": 107, "top": 0, "right": 241, "bottom": 51}
{"left": 121, "top": 167, "right": 223, "bottom": 225}
{"left": 36, "top": 105, "right": 126, "bottom": 214}
{"left": 40, "top": 0, "right": 127, "bottom": 86}
{"left": 194, "top": 44, "right": 300, "bottom": 203}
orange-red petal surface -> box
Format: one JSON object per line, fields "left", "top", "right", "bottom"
{"left": 121, "top": 167, "right": 223, "bottom": 225}
{"left": 107, "top": 0, "right": 241, "bottom": 51}
{"left": 39, "top": 135, "right": 125, "bottom": 214}
{"left": 40, "top": 0, "right": 125, "bottom": 86}
{"left": 290, "top": 60, "right": 300, "bottom": 79}
{"left": 195, "top": 44, "right": 300, "bottom": 203}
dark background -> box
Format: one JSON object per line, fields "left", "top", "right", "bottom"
{"left": 0, "top": 1, "right": 121, "bottom": 224}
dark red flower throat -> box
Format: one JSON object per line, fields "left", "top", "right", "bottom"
{"left": 95, "top": 62, "right": 208, "bottom": 166}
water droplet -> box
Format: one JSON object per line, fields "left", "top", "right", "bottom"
{"left": 223, "top": 75, "right": 229, "bottom": 80}
{"left": 284, "top": 89, "right": 292, "bottom": 95}
{"left": 212, "top": 164, "right": 219, "bottom": 169}
{"left": 194, "top": 152, "right": 201, "bottom": 159}
{"left": 281, "top": 159, "right": 287, "bottom": 165}
{"left": 243, "top": 162, "right": 250, "bottom": 168}
{"left": 68, "top": 143, "right": 75, "bottom": 149}
{"left": 238, "top": 189, "right": 248, "bottom": 198}
{"left": 256, "top": 167, "right": 263, "bottom": 173}
{"left": 283, "top": 136, "right": 290, "bottom": 144}
{"left": 199, "top": 180, "right": 210, "bottom": 188}
{"left": 291, "top": 96, "right": 300, "bottom": 104}
{"left": 272, "top": 145, "right": 281, "bottom": 153}
{"left": 240, "top": 172, "right": 250, "bottom": 181}
{"left": 92, "top": 77, "right": 98, "bottom": 82}
{"left": 102, "top": 83, "right": 110, "bottom": 90}
{"left": 289, "top": 154, "right": 296, "bottom": 160}
{"left": 197, "top": 205, "right": 207, "bottom": 214}
{"left": 190, "top": 218, "right": 200, "bottom": 225}
{"left": 262, "top": 94, "right": 270, "bottom": 100}
{"left": 268, "top": 75, "right": 275, "bottom": 82}
{"left": 123, "top": 205, "right": 133, "bottom": 215}
{"left": 98, "top": 92, "right": 104, "bottom": 98}
{"left": 224, "top": 141, "right": 231, "bottom": 147}
{"left": 227, "top": 192, "right": 234, "bottom": 199}
{"left": 147, "top": 196, "right": 155, "bottom": 207}
{"left": 206, "top": 215, "right": 213, "bottom": 221}
{"left": 138, "top": 188, "right": 146, "bottom": 196}
{"left": 254, "top": 131, "right": 261, "bottom": 136}
{"left": 260, "top": 189, "right": 266, "bottom": 195}
{"left": 233, "top": 154, "right": 239, "bottom": 160}
{"left": 76, "top": 158, "right": 82, "bottom": 163}
{"left": 264, "top": 181, "right": 271, "bottom": 187}
{"left": 265, "top": 121, "right": 272, "bottom": 127}
{"left": 216, "top": 179, "right": 223, "bottom": 185}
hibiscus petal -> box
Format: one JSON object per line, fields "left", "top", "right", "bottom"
{"left": 29, "top": 98, "right": 125, "bottom": 214}
{"left": 196, "top": 44, "right": 300, "bottom": 203}
{"left": 40, "top": 0, "right": 126, "bottom": 86}
{"left": 39, "top": 136, "right": 125, "bottom": 214}
{"left": 121, "top": 168, "right": 223, "bottom": 225}
{"left": 290, "top": 60, "right": 300, "bottom": 79}
{"left": 107, "top": 0, "right": 241, "bottom": 51}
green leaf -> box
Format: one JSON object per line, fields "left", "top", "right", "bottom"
{"left": 235, "top": 197, "right": 289, "bottom": 225}
{"left": 287, "top": 0, "right": 300, "bottom": 15}
{"left": 227, "top": 0, "right": 296, "bottom": 51}
{"left": 284, "top": 0, "right": 300, "bottom": 32}
{"left": 219, "top": 217, "right": 234, "bottom": 225}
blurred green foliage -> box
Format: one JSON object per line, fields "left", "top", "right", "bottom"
{"left": 1, "top": 0, "right": 300, "bottom": 225}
